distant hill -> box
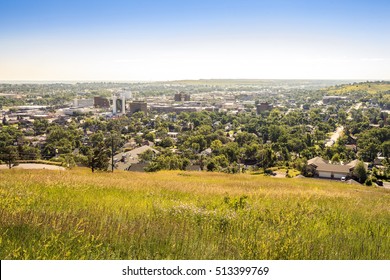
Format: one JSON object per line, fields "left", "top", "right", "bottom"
{"left": 165, "top": 79, "right": 358, "bottom": 89}
{"left": 324, "top": 81, "right": 390, "bottom": 95}
{"left": 1, "top": 169, "right": 389, "bottom": 259}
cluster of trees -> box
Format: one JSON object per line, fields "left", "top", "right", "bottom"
{"left": 0, "top": 117, "right": 123, "bottom": 172}
{"left": 123, "top": 107, "right": 343, "bottom": 173}
{"left": 1, "top": 81, "right": 389, "bottom": 180}
{"left": 357, "top": 127, "right": 390, "bottom": 161}
{"left": 1, "top": 104, "right": 389, "bottom": 176}
{"left": 0, "top": 97, "right": 24, "bottom": 109}
{"left": 0, "top": 126, "right": 40, "bottom": 167}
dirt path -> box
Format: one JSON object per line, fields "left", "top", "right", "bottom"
{"left": 0, "top": 164, "right": 66, "bottom": 170}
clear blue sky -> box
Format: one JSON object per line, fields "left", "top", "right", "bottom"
{"left": 1, "top": 0, "right": 390, "bottom": 81}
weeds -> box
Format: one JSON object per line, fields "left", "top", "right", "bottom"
{"left": 0, "top": 169, "right": 389, "bottom": 259}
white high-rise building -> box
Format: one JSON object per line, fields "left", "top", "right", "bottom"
{"left": 121, "top": 94, "right": 126, "bottom": 114}
{"left": 112, "top": 95, "right": 117, "bottom": 114}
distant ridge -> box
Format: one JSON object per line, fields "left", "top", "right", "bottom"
{"left": 324, "top": 80, "right": 390, "bottom": 95}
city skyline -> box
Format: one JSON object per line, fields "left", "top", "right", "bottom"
{"left": 1, "top": 0, "right": 390, "bottom": 81}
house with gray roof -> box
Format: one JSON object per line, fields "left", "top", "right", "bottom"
{"left": 307, "top": 157, "right": 363, "bottom": 180}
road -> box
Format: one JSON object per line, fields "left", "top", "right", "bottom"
{"left": 383, "top": 182, "right": 390, "bottom": 190}
{"left": 325, "top": 126, "right": 344, "bottom": 147}
{"left": 326, "top": 101, "right": 361, "bottom": 146}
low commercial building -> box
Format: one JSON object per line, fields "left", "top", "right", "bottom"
{"left": 323, "top": 96, "right": 347, "bottom": 104}
{"left": 94, "top": 97, "right": 110, "bottom": 108}
{"left": 74, "top": 98, "right": 94, "bottom": 108}
{"left": 149, "top": 105, "right": 200, "bottom": 114}
{"left": 174, "top": 92, "right": 190, "bottom": 102}
{"left": 129, "top": 101, "right": 147, "bottom": 114}
{"left": 256, "top": 102, "right": 273, "bottom": 114}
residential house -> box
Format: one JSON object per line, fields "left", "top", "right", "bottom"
{"left": 347, "top": 135, "right": 357, "bottom": 145}
{"left": 113, "top": 145, "right": 159, "bottom": 171}
{"left": 307, "top": 157, "right": 362, "bottom": 179}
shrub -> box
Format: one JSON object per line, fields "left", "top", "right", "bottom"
{"left": 353, "top": 161, "right": 368, "bottom": 183}
{"left": 264, "top": 169, "right": 273, "bottom": 175}
{"left": 365, "top": 178, "right": 373, "bottom": 186}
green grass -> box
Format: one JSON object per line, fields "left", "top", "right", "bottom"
{"left": 0, "top": 169, "right": 389, "bottom": 259}
{"left": 15, "top": 160, "right": 63, "bottom": 166}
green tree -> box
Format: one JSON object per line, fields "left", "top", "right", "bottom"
{"left": 2, "top": 146, "right": 18, "bottom": 169}
{"left": 331, "top": 153, "right": 341, "bottom": 163}
{"left": 210, "top": 139, "right": 223, "bottom": 154}
{"left": 257, "top": 147, "right": 276, "bottom": 170}
{"left": 134, "top": 135, "right": 143, "bottom": 146}
{"left": 353, "top": 161, "right": 367, "bottom": 184}
{"left": 235, "top": 132, "right": 257, "bottom": 146}
{"left": 243, "top": 143, "right": 260, "bottom": 161}
{"left": 214, "top": 154, "right": 229, "bottom": 168}
{"left": 160, "top": 137, "right": 174, "bottom": 148}
{"left": 185, "top": 135, "right": 207, "bottom": 152}
{"left": 381, "top": 140, "right": 390, "bottom": 158}
{"left": 88, "top": 132, "right": 110, "bottom": 172}
{"left": 33, "top": 119, "right": 49, "bottom": 135}
{"left": 191, "top": 142, "right": 201, "bottom": 153}
{"left": 144, "top": 132, "right": 156, "bottom": 142}
{"left": 287, "top": 137, "right": 307, "bottom": 153}
{"left": 206, "top": 159, "right": 217, "bottom": 172}
{"left": 89, "top": 145, "right": 109, "bottom": 172}
{"left": 221, "top": 142, "right": 240, "bottom": 163}
{"left": 139, "top": 149, "right": 156, "bottom": 162}
{"left": 145, "top": 153, "right": 189, "bottom": 172}
{"left": 45, "top": 124, "right": 77, "bottom": 155}
{"left": 338, "top": 109, "right": 347, "bottom": 125}
{"left": 268, "top": 125, "right": 285, "bottom": 143}
{"left": 20, "top": 145, "right": 40, "bottom": 160}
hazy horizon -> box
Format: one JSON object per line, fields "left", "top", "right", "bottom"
{"left": 0, "top": 78, "right": 371, "bottom": 85}
{"left": 1, "top": 0, "right": 390, "bottom": 81}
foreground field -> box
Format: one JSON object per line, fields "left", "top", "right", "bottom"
{"left": 0, "top": 169, "right": 389, "bottom": 259}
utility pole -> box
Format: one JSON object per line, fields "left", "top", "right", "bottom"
{"left": 111, "top": 135, "right": 114, "bottom": 172}
{"left": 91, "top": 155, "right": 95, "bottom": 173}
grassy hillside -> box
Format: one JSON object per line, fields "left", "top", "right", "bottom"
{"left": 0, "top": 169, "right": 389, "bottom": 259}
{"left": 326, "top": 81, "right": 390, "bottom": 95}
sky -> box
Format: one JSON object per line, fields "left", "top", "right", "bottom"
{"left": 1, "top": 0, "right": 390, "bottom": 81}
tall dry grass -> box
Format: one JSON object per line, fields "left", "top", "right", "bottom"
{"left": 1, "top": 169, "right": 389, "bottom": 259}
